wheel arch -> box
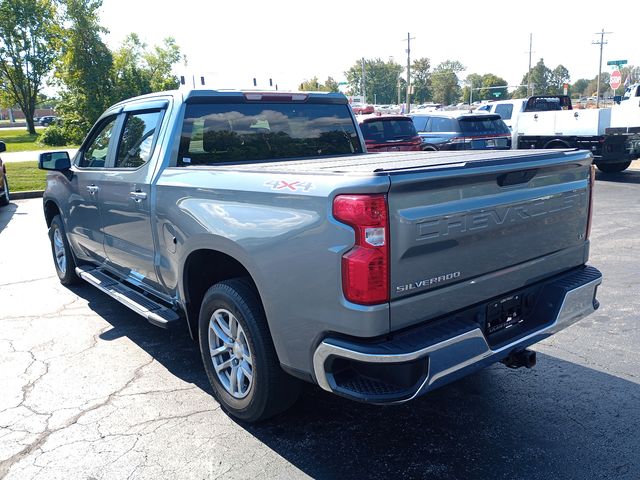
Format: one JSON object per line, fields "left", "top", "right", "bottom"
{"left": 181, "top": 248, "right": 265, "bottom": 342}
{"left": 543, "top": 139, "right": 572, "bottom": 149}
{"left": 43, "top": 198, "right": 63, "bottom": 227}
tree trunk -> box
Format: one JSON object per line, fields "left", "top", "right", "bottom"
{"left": 24, "top": 102, "right": 36, "bottom": 135}
{"left": 25, "top": 115, "right": 36, "bottom": 135}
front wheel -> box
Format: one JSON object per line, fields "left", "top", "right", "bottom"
{"left": 198, "top": 279, "right": 300, "bottom": 422}
{"left": 595, "top": 161, "right": 631, "bottom": 173}
{"left": 0, "top": 174, "right": 9, "bottom": 206}
{"left": 49, "top": 215, "right": 80, "bottom": 285}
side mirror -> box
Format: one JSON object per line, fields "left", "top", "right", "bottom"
{"left": 39, "top": 151, "right": 71, "bottom": 171}
{"left": 0, "top": 141, "right": 5, "bottom": 153}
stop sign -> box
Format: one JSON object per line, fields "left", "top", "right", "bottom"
{"left": 610, "top": 70, "right": 622, "bottom": 90}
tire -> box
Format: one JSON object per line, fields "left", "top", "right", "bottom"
{"left": 0, "top": 174, "right": 9, "bottom": 206}
{"left": 595, "top": 161, "right": 631, "bottom": 173}
{"left": 48, "top": 215, "right": 80, "bottom": 285}
{"left": 543, "top": 140, "right": 570, "bottom": 149}
{"left": 198, "top": 279, "right": 300, "bottom": 422}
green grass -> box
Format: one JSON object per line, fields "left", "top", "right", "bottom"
{"left": 5, "top": 161, "right": 46, "bottom": 192}
{"left": 0, "top": 128, "right": 44, "bottom": 152}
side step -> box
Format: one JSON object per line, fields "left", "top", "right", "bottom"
{"left": 76, "top": 266, "right": 181, "bottom": 329}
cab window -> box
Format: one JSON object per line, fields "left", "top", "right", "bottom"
{"left": 78, "top": 117, "right": 117, "bottom": 168}
{"left": 114, "top": 110, "right": 163, "bottom": 168}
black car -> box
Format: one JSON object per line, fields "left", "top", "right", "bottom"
{"left": 409, "top": 112, "right": 511, "bottom": 151}
{"left": 39, "top": 116, "right": 58, "bottom": 127}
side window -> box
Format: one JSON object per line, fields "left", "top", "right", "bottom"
{"left": 114, "top": 110, "right": 163, "bottom": 168}
{"left": 431, "top": 117, "right": 455, "bottom": 133}
{"left": 411, "top": 116, "right": 428, "bottom": 132}
{"left": 495, "top": 104, "right": 514, "bottom": 120}
{"left": 78, "top": 117, "right": 117, "bottom": 168}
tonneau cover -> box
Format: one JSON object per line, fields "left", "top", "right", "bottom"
{"left": 205, "top": 149, "right": 588, "bottom": 175}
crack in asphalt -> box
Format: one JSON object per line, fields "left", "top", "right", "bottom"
{"left": 0, "top": 357, "right": 155, "bottom": 478}
{"left": 0, "top": 276, "right": 57, "bottom": 288}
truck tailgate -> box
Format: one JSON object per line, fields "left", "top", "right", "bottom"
{"left": 387, "top": 149, "right": 592, "bottom": 330}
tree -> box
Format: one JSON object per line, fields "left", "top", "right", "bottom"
{"left": 323, "top": 76, "right": 340, "bottom": 93}
{"left": 144, "top": 36, "right": 182, "bottom": 92}
{"left": 112, "top": 33, "right": 151, "bottom": 101}
{"left": 513, "top": 58, "right": 569, "bottom": 97}
{"left": 571, "top": 78, "right": 590, "bottom": 98}
{"left": 480, "top": 73, "right": 508, "bottom": 100}
{"left": 55, "top": 0, "right": 113, "bottom": 142}
{"left": 462, "top": 73, "right": 482, "bottom": 103}
{"left": 0, "top": 0, "right": 61, "bottom": 134}
{"left": 431, "top": 60, "right": 465, "bottom": 105}
{"left": 345, "top": 58, "right": 404, "bottom": 104}
{"left": 298, "top": 76, "right": 339, "bottom": 92}
{"left": 111, "top": 33, "right": 182, "bottom": 103}
{"left": 411, "top": 57, "right": 431, "bottom": 104}
{"left": 584, "top": 72, "right": 610, "bottom": 98}
{"left": 463, "top": 73, "right": 508, "bottom": 103}
{"left": 549, "top": 64, "right": 570, "bottom": 95}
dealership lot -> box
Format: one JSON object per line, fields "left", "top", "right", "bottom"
{"left": 0, "top": 172, "right": 639, "bottom": 479}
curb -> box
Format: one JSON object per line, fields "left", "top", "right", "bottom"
{"left": 12, "top": 190, "right": 44, "bottom": 200}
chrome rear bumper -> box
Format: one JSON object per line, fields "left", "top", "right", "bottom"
{"left": 313, "top": 266, "right": 602, "bottom": 403}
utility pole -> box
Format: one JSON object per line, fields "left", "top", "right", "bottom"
{"left": 527, "top": 33, "right": 533, "bottom": 97}
{"left": 361, "top": 57, "right": 366, "bottom": 104}
{"left": 593, "top": 29, "right": 612, "bottom": 108}
{"left": 402, "top": 33, "right": 415, "bottom": 113}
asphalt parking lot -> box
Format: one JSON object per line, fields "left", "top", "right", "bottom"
{"left": 1, "top": 171, "right": 639, "bottom": 480}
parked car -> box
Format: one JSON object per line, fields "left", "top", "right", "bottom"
{"left": 358, "top": 115, "right": 423, "bottom": 152}
{"left": 409, "top": 112, "right": 511, "bottom": 150}
{"left": 39, "top": 116, "right": 58, "bottom": 127}
{"left": 0, "top": 141, "right": 9, "bottom": 206}
{"left": 351, "top": 103, "right": 374, "bottom": 115}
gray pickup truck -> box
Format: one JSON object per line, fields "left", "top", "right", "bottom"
{"left": 39, "top": 90, "right": 602, "bottom": 422}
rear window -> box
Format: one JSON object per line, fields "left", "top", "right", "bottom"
{"left": 359, "top": 118, "right": 417, "bottom": 142}
{"left": 458, "top": 117, "right": 510, "bottom": 136}
{"left": 494, "top": 104, "right": 513, "bottom": 120}
{"left": 178, "top": 102, "right": 362, "bottom": 166}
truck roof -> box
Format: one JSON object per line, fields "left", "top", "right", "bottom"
{"left": 107, "top": 89, "right": 350, "bottom": 109}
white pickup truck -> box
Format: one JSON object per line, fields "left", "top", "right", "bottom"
{"left": 513, "top": 94, "right": 640, "bottom": 172}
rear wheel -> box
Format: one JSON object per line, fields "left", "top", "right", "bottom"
{"left": 595, "top": 161, "right": 631, "bottom": 173}
{"left": 198, "top": 278, "right": 300, "bottom": 422}
{"left": 49, "top": 215, "right": 80, "bottom": 285}
{"left": 0, "top": 174, "right": 9, "bottom": 206}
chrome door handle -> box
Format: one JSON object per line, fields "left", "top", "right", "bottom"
{"left": 86, "top": 185, "right": 99, "bottom": 195}
{"left": 130, "top": 191, "right": 147, "bottom": 202}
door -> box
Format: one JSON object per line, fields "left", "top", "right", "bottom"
{"left": 65, "top": 116, "right": 118, "bottom": 264}
{"left": 100, "top": 107, "right": 166, "bottom": 294}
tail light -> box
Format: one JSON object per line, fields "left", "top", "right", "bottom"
{"left": 586, "top": 164, "right": 595, "bottom": 239}
{"left": 333, "top": 194, "right": 389, "bottom": 305}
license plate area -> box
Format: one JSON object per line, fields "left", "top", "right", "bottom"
{"left": 486, "top": 294, "right": 524, "bottom": 335}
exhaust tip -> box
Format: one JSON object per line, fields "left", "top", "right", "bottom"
{"left": 501, "top": 348, "right": 537, "bottom": 369}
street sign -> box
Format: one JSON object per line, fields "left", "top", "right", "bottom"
{"left": 607, "top": 60, "right": 628, "bottom": 66}
{"left": 610, "top": 70, "right": 622, "bottom": 90}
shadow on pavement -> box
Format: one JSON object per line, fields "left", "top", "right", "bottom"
{"left": 596, "top": 169, "right": 640, "bottom": 184}
{"left": 0, "top": 202, "right": 18, "bottom": 234}
{"left": 72, "top": 284, "right": 639, "bottom": 480}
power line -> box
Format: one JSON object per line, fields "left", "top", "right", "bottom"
{"left": 592, "top": 29, "right": 613, "bottom": 108}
